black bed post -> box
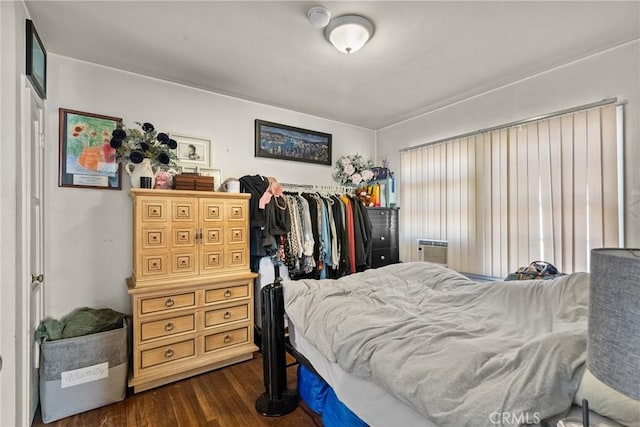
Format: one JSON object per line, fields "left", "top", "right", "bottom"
{"left": 255, "top": 268, "right": 298, "bottom": 416}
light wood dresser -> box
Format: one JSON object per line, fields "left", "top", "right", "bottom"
{"left": 127, "top": 189, "right": 258, "bottom": 393}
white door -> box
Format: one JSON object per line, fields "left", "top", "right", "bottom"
{"left": 20, "top": 77, "right": 45, "bottom": 425}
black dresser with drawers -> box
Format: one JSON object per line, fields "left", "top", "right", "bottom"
{"left": 366, "top": 207, "right": 400, "bottom": 269}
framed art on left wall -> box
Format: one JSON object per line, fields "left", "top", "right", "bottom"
{"left": 58, "top": 109, "right": 123, "bottom": 190}
{"left": 26, "top": 19, "right": 47, "bottom": 100}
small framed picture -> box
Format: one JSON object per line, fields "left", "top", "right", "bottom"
{"left": 199, "top": 168, "right": 222, "bottom": 190}
{"left": 371, "top": 167, "right": 388, "bottom": 180}
{"left": 26, "top": 19, "right": 47, "bottom": 99}
{"left": 172, "top": 133, "right": 212, "bottom": 168}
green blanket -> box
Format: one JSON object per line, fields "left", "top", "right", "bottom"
{"left": 35, "top": 307, "right": 127, "bottom": 342}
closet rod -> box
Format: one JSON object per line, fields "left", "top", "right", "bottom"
{"left": 400, "top": 97, "right": 621, "bottom": 153}
{"left": 280, "top": 183, "right": 354, "bottom": 193}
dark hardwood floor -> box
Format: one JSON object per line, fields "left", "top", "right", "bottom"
{"left": 32, "top": 352, "right": 322, "bottom": 427}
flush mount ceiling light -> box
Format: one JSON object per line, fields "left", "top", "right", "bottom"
{"left": 324, "top": 14, "right": 375, "bottom": 54}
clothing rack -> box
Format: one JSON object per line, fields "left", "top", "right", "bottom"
{"left": 280, "top": 182, "right": 355, "bottom": 194}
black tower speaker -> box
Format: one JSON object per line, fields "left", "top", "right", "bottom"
{"left": 255, "top": 276, "right": 298, "bottom": 416}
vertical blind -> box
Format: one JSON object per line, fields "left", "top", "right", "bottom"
{"left": 400, "top": 104, "right": 620, "bottom": 277}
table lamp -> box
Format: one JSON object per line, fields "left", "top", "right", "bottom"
{"left": 560, "top": 248, "right": 640, "bottom": 427}
{"left": 588, "top": 248, "right": 640, "bottom": 401}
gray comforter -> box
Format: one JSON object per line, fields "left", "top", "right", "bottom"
{"left": 283, "top": 262, "right": 589, "bottom": 427}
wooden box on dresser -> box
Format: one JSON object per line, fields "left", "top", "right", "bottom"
{"left": 127, "top": 189, "right": 258, "bottom": 393}
{"left": 366, "top": 207, "right": 400, "bottom": 268}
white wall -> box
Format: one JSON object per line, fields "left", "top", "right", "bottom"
{"left": 377, "top": 41, "right": 640, "bottom": 253}
{"left": 44, "top": 55, "right": 374, "bottom": 318}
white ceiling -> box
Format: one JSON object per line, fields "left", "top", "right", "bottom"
{"left": 25, "top": 1, "right": 640, "bottom": 130}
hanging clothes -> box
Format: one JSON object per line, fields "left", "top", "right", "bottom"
{"left": 252, "top": 181, "right": 372, "bottom": 281}
{"left": 350, "top": 194, "right": 373, "bottom": 272}
{"left": 330, "top": 195, "right": 347, "bottom": 277}
{"left": 240, "top": 175, "right": 291, "bottom": 269}
{"left": 318, "top": 196, "right": 331, "bottom": 279}
{"left": 340, "top": 195, "right": 356, "bottom": 274}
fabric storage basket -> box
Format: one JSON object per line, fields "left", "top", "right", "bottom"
{"left": 39, "top": 318, "right": 128, "bottom": 423}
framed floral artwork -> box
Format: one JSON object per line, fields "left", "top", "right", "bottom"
{"left": 58, "top": 108, "right": 122, "bottom": 189}
{"left": 255, "top": 119, "right": 332, "bottom": 166}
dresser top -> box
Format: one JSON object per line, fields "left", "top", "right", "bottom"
{"left": 130, "top": 189, "right": 250, "bottom": 199}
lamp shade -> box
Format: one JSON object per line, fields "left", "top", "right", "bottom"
{"left": 587, "top": 248, "right": 640, "bottom": 401}
{"left": 324, "top": 15, "right": 374, "bottom": 54}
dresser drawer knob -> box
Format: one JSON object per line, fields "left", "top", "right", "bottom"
{"left": 224, "top": 335, "right": 232, "bottom": 344}
{"left": 224, "top": 311, "right": 232, "bottom": 320}
{"left": 164, "top": 322, "right": 174, "bottom": 331}
{"left": 164, "top": 349, "right": 174, "bottom": 358}
{"left": 380, "top": 255, "right": 386, "bottom": 260}
{"left": 165, "top": 298, "right": 175, "bottom": 307}
{"left": 224, "top": 290, "right": 232, "bottom": 298}
{"left": 380, "top": 212, "right": 386, "bottom": 216}
{"left": 380, "top": 236, "right": 385, "bottom": 241}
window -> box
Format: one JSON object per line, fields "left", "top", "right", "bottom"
{"left": 400, "top": 103, "right": 621, "bottom": 277}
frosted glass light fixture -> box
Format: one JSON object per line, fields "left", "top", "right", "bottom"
{"left": 324, "top": 15, "right": 374, "bottom": 54}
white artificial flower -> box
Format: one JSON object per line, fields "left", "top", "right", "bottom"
{"left": 333, "top": 154, "right": 374, "bottom": 186}
{"left": 361, "top": 169, "right": 373, "bottom": 182}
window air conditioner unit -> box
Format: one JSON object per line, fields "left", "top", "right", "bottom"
{"left": 417, "top": 239, "right": 448, "bottom": 266}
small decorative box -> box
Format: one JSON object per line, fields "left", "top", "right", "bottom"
{"left": 173, "top": 174, "right": 215, "bottom": 191}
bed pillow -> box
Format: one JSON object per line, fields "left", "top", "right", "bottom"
{"left": 573, "top": 368, "right": 640, "bottom": 427}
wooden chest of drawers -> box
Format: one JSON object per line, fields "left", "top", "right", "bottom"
{"left": 132, "top": 190, "right": 250, "bottom": 286}
{"left": 127, "top": 190, "right": 257, "bottom": 393}
{"left": 367, "top": 207, "right": 400, "bottom": 268}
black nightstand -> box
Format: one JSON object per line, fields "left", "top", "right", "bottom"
{"left": 366, "top": 207, "right": 399, "bottom": 268}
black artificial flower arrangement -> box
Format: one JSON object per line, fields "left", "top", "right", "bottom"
{"left": 109, "top": 121, "right": 178, "bottom": 168}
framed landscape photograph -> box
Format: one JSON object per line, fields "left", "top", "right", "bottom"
{"left": 173, "top": 134, "right": 212, "bottom": 168}
{"left": 255, "top": 119, "right": 332, "bottom": 166}
{"left": 26, "top": 19, "right": 47, "bottom": 99}
{"left": 58, "top": 108, "right": 122, "bottom": 189}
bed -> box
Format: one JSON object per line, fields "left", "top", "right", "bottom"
{"left": 280, "top": 262, "right": 629, "bottom": 427}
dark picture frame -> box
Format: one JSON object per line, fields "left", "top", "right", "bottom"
{"left": 255, "top": 119, "right": 332, "bottom": 166}
{"left": 58, "top": 108, "right": 122, "bottom": 190}
{"left": 26, "top": 19, "right": 46, "bottom": 100}
{"left": 371, "top": 167, "right": 389, "bottom": 180}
